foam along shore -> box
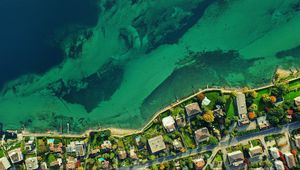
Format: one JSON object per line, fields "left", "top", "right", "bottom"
{"left": 20, "top": 70, "right": 299, "bottom": 138}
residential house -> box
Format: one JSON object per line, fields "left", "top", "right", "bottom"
{"left": 284, "top": 152, "right": 296, "bottom": 169}
{"left": 118, "top": 150, "right": 127, "bottom": 160}
{"left": 193, "top": 158, "right": 205, "bottom": 170}
{"left": 256, "top": 116, "right": 270, "bottom": 129}
{"left": 25, "top": 137, "right": 35, "bottom": 152}
{"left": 274, "top": 160, "right": 284, "bottom": 170}
{"left": 148, "top": 135, "right": 166, "bottom": 154}
{"left": 101, "top": 140, "right": 112, "bottom": 151}
{"left": 129, "top": 147, "right": 138, "bottom": 160}
{"left": 49, "top": 142, "right": 63, "bottom": 153}
{"left": 66, "top": 141, "right": 86, "bottom": 157}
{"left": 8, "top": 148, "right": 23, "bottom": 164}
{"left": 99, "top": 159, "right": 110, "bottom": 169}
{"left": 213, "top": 128, "right": 221, "bottom": 140}
{"left": 213, "top": 108, "right": 225, "bottom": 118}
{"left": 0, "top": 157, "right": 11, "bottom": 170}
{"left": 201, "top": 97, "right": 211, "bottom": 106}
{"left": 172, "top": 139, "right": 183, "bottom": 150}
{"left": 295, "top": 135, "right": 300, "bottom": 149}
{"left": 276, "top": 137, "right": 287, "bottom": 147}
{"left": 40, "top": 162, "right": 47, "bottom": 170}
{"left": 89, "top": 148, "right": 100, "bottom": 157}
{"left": 49, "top": 158, "right": 62, "bottom": 168}
{"left": 249, "top": 146, "right": 263, "bottom": 158}
{"left": 228, "top": 150, "right": 244, "bottom": 166}
{"left": 211, "top": 161, "right": 222, "bottom": 170}
{"left": 25, "top": 157, "right": 38, "bottom": 170}
{"left": 66, "top": 157, "right": 77, "bottom": 170}
{"left": 194, "top": 127, "right": 210, "bottom": 144}
{"left": 185, "top": 102, "right": 201, "bottom": 117}
{"left": 162, "top": 116, "right": 176, "bottom": 132}
{"left": 235, "top": 92, "right": 250, "bottom": 125}
{"left": 269, "top": 147, "right": 280, "bottom": 159}
{"left": 294, "top": 96, "right": 300, "bottom": 106}
{"left": 175, "top": 115, "right": 186, "bottom": 127}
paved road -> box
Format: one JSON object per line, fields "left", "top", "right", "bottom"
{"left": 123, "top": 121, "right": 300, "bottom": 170}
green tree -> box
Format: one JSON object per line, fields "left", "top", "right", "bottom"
{"left": 268, "top": 116, "right": 279, "bottom": 126}
{"left": 209, "top": 136, "right": 219, "bottom": 145}
{"left": 202, "top": 110, "right": 215, "bottom": 123}
{"left": 216, "top": 96, "right": 226, "bottom": 106}
{"left": 261, "top": 94, "right": 270, "bottom": 103}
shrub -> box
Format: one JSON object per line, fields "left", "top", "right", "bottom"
{"left": 202, "top": 110, "right": 215, "bottom": 123}
{"left": 248, "top": 112, "right": 256, "bottom": 120}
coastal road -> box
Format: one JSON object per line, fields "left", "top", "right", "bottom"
{"left": 124, "top": 121, "right": 300, "bottom": 170}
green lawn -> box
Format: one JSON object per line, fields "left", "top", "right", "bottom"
{"left": 226, "top": 98, "right": 235, "bottom": 120}
{"left": 250, "top": 139, "right": 262, "bottom": 147}
{"left": 284, "top": 90, "right": 300, "bottom": 100}
{"left": 288, "top": 78, "right": 300, "bottom": 90}
{"left": 0, "top": 150, "right": 5, "bottom": 158}
{"left": 213, "top": 153, "right": 223, "bottom": 162}
{"left": 205, "top": 91, "right": 222, "bottom": 110}
{"left": 143, "top": 123, "right": 164, "bottom": 139}
{"left": 181, "top": 131, "right": 195, "bottom": 149}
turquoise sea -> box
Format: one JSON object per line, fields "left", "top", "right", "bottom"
{"left": 0, "top": 0, "right": 300, "bottom": 133}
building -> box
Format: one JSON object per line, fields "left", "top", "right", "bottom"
{"left": 211, "top": 161, "right": 222, "bottom": 170}
{"left": 148, "top": 135, "right": 166, "bottom": 153}
{"left": 228, "top": 150, "right": 244, "bottom": 166}
{"left": 269, "top": 147, "right": 280, "bottom": 159}
{"left": 194, "top": 127, "right": 210, "bottom": 144}
{"left": 185, "top": 102, "right": 201, "bottom": 117}
{"left": 201, "top": 97, "right": 211, "bottom": 106}
{"left": 118, "top": 150, "right": 127, "bottom": 160}
{"left": 172, "top": 139, "right": 183, "bottom": 150}
{"left": 276, "top": 137, "right": 287, "bottom": 147}
{"left": 0, "top": 157, "right": 11, "bottom": 170}
{"left": 274, "top": 160, "right": 284, "bottom": 170}
{"left": 66, "top": 141, "right": 86, "bottom": 157}
{"left": 25, "top": 157, "right": 39, "bottom": 170}
{"left": 249, "top": 146, "right": 263, "bottom": 158}
{"left": 235, "top": 92, "right": 250, "bottom": 125}
{"left": 25, "top": 137, "right": 35, "bottom": 152}
{"left": 66, "top": 157, "right": 77, "bottom": 170}
{"left": 193, "top": 158, "right": 205, "bottom": 170}
{"left": 294, "top": 96, "right": 300, "bottom": 106}
{"left": 8, "top": 148, "right": 23, "bottom": 164}
{"left": 256, "top": 116, "right": 270, "bottom": 129}
{"left": 162, "top": 116, "right": 176, "bottom": 132}
{"left": 284, "top": 152, "right": 296, "bottom": 169}
{"left": 129, "top": 147, "right": 138, "bottom": 160}
{"left": 40, "top": 162, "right": 47, "bottom": 170}
{"left": 49, "top": 158, "right": 62, "bottom": 168}
{"left": 49, "top": 142, "right": 63, "bottom": 153}
{"left": 175, "top": 115, "right": 186, "bottom": 127}
{"left": 101, "top": 140, "right": 112, "bottom": 151}
{"left": 295, "top": 135, "right": 300, "bottom": 149}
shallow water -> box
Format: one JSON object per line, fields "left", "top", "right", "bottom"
{"left": 0, "top": 0, "right": 300, "bottom": 133}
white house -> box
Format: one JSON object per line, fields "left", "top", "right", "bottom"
{"left": 162, "top": 116, "right": 176, "bottom": 132}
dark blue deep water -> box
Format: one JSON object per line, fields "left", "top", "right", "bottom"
{"left": 0, "top": 0, "right": 100, "bottom": 88}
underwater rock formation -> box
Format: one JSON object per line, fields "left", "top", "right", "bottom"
{"left": 131, "top": 0, "right": 215, "bottom": 52}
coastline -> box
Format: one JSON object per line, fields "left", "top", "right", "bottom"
{"left": 18, "top": 68, "right": 300, "bottom": 138}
